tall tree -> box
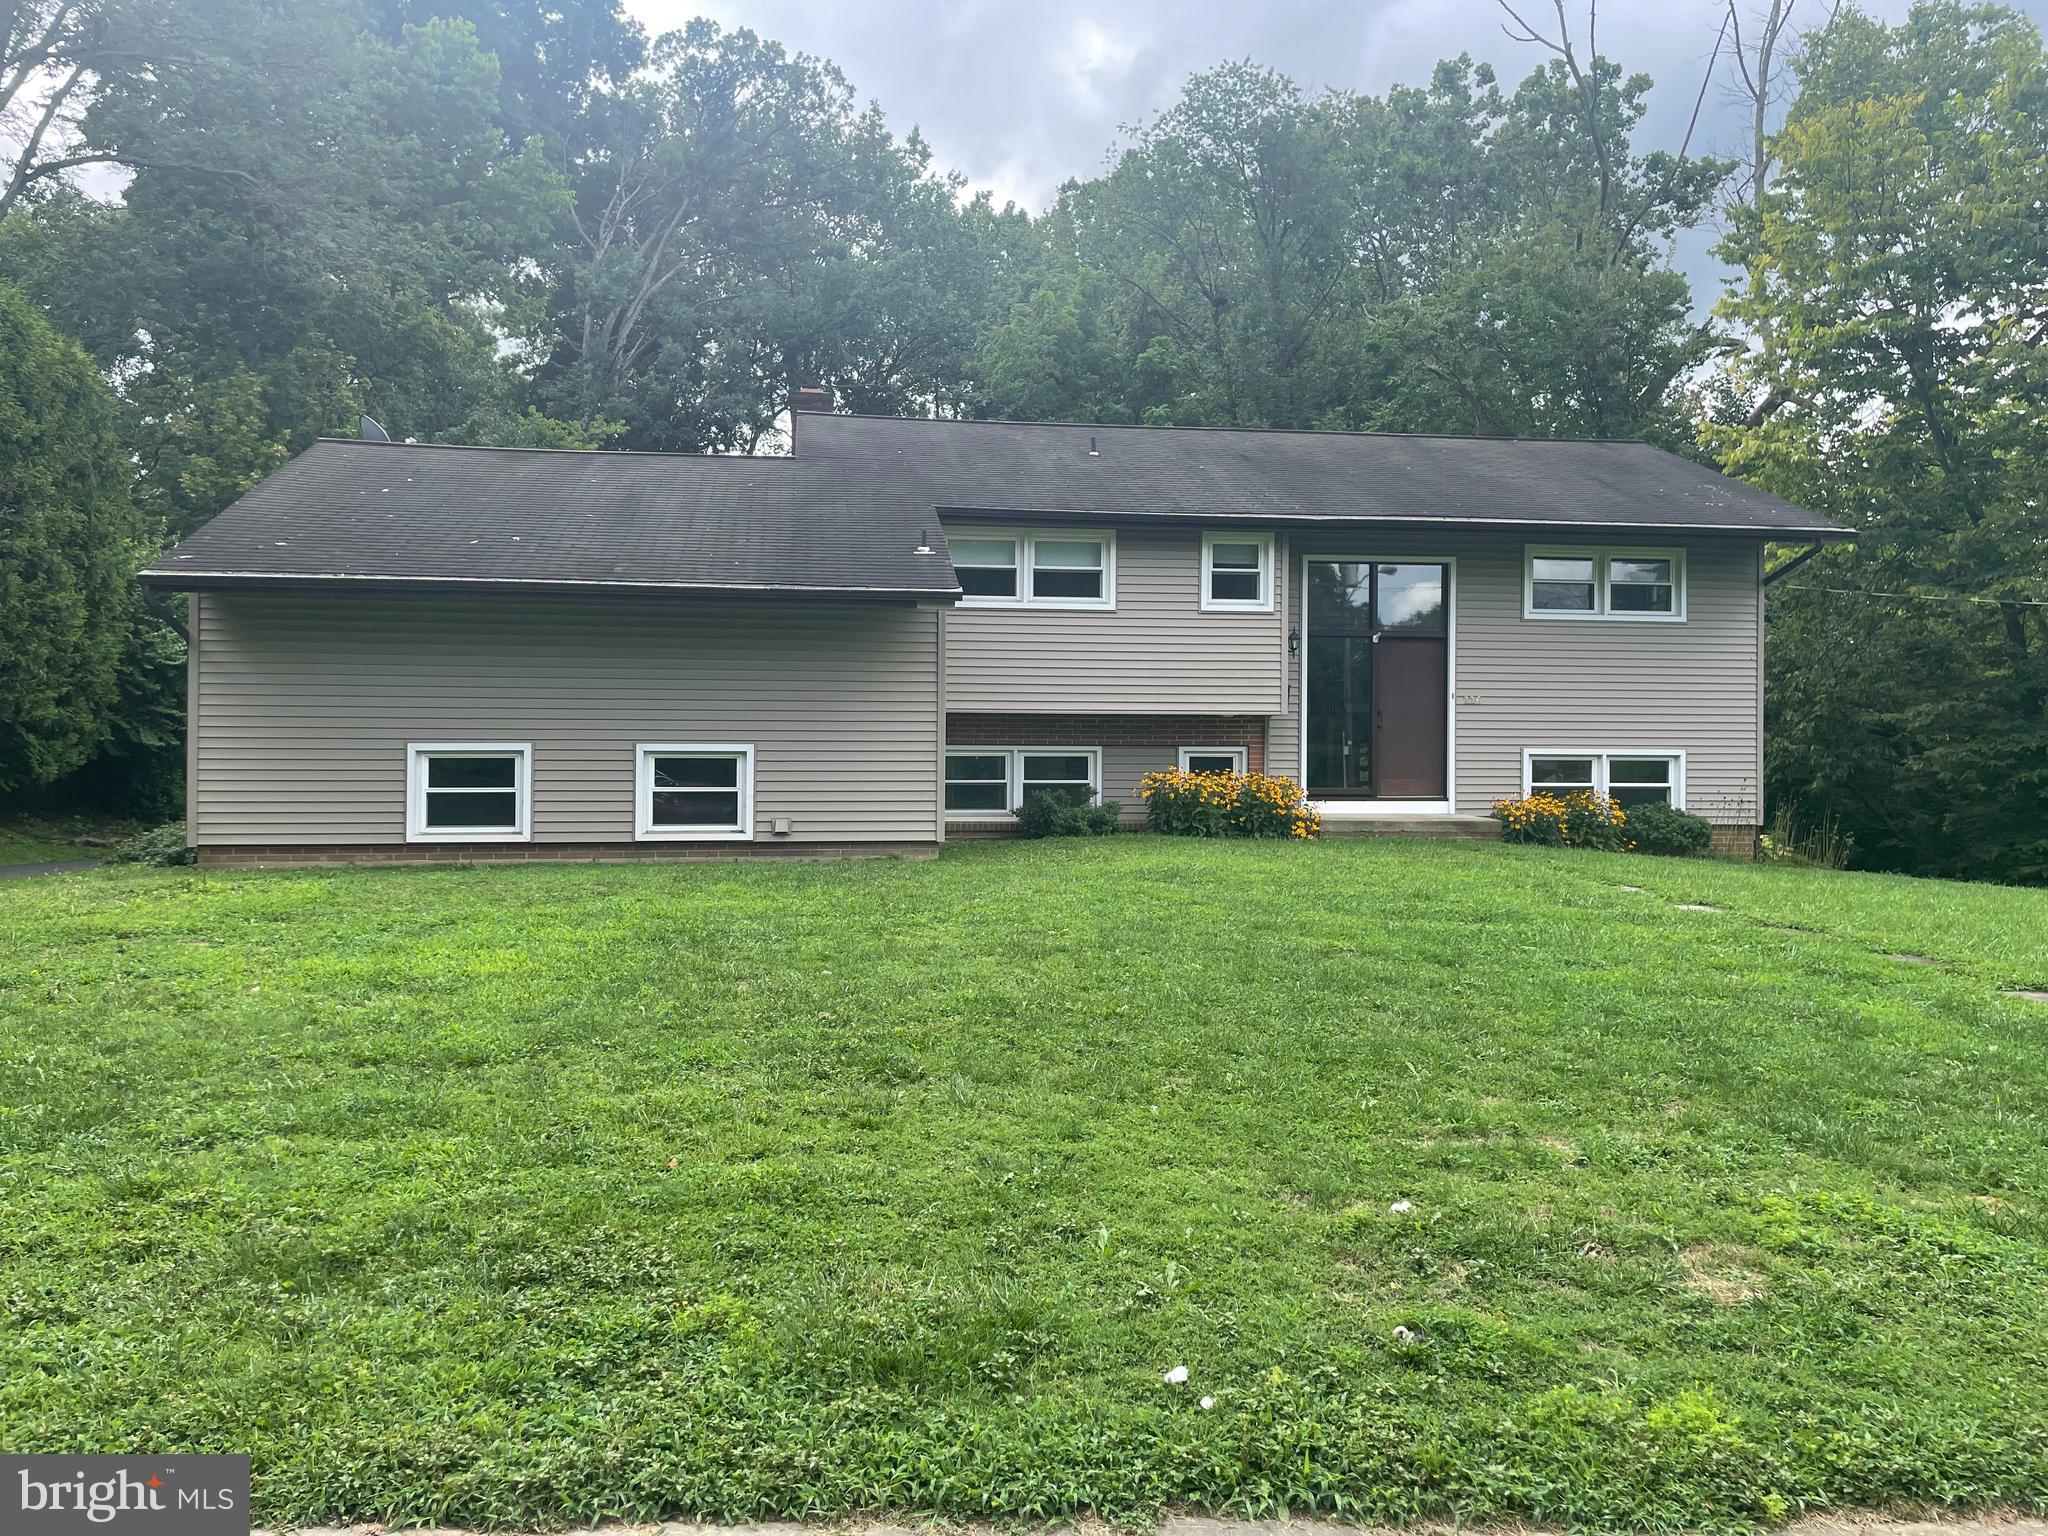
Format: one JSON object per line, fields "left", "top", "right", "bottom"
{"left": 1709, "top": 1, "right": 2048, "bottom": 881}
{"left": 0, "top": 280, "right": 145, "bottom": 792}
{"left": 5, "top": 3, "right": 574, "bottom": 536}
{"left": 978, "top": 53, "right": 1725, "bottom": 437}
{"left": 0, "top": 0, "right": 254, "bottom": 222}
{"left": 539, "top": 20, "right": 996, "bottom": 451}
{"left": 356, "top": 0, "right": 644, "bottom": 163}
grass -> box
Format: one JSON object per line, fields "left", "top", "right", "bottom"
{"left": 0, "top": 812, "right": 128, "bottom": 866}
{"left": 1, "top": 838, "right": 2046, "bottom": 1531}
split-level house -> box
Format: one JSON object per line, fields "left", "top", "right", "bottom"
{"left": 139, "top": 394, "right": 1851, "bottom": 866}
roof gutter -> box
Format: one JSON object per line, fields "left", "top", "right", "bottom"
{"left": 932, "top": 504, "right": 1856, "bottom": 540}
{"left": 135, "top": 569, "right": 963, "bottom": 604}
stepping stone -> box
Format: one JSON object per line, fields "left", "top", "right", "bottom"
{"left": 2002, "top": 990, "right": 2048, "bottom": 1005}
{"left": 1887, "top": 953, "right": 1941, "bottom": 966}
{"left": 1674, "top": 902, "right": 1719, "bottom": 912}
{"left": 1615, "top": 884, "right": 1646, "bottom": 893}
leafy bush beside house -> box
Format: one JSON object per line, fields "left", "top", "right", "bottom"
{"left": 1014, "top": 787, "right": 1121, "bottom": 838}
{"left": 1626, "top": 802, "right": 1713, "bottom": 856}
{"left": 108, "top": 822, "right": 195, "bottom": 866}
{"left": 1492, "top": 791, "right": 1629, "bottom": 850}
{"left": 1138, "top": 768, "right": 1320, "bottom": 839}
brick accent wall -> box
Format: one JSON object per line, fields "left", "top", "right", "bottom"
{"left": 944, "top": 712, "right": 1273, "bottom": 835}
{"left": 197, "top": 842, "right": 941, "bottom": 869}
{"left": 1708, "top": 824, "right": 1758, "bottom": 859}
{"left": 945, "top": 713, "right": 1267, "bottom": 773}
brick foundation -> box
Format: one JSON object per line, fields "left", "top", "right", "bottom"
{"left": 945, "top": 712, "right": 1267, "bottom": 773}
{"left": 1708, "top": 824, "right": 1758, "bottom": 859}
{"left": 196, "top": 841, "right": 941, "bottom": 869}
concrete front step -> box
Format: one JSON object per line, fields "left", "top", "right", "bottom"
{"left": 1319, "top": 814, "right": 1500, "bottom": 839}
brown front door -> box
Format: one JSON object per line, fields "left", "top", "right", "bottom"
{"left": 1372, "top": 633, "right": 1448, "bottom": 796}
{"left": 1305, "top": 560, "right": 1449, "bottom": 799}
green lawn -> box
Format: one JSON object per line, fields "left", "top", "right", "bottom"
{"left": 0, "top": 814, "right": 118, "bottom": 865}
{"left": 2, "top": 840, "right": 2045, "bottom": 1531}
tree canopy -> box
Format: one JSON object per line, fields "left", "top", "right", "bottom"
{"left": 0, "top": 279, "right": 145, "bottom": 793}
{"left": 1708, "top": 2, "right": 2048, "bottom": 881}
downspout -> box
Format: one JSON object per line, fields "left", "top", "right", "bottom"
{"left": 1762, "top": 542, "right": 1824, "bottom": 585}
{"left": 934, "top": 603, "right": 947, "bottom": 846}
{"left": 1754, "top": 544, "right": 1766, "bottom": 834}
{"left": 186, "top": 592, "right": 201, "bottom": 851}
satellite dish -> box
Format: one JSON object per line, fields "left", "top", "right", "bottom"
{"left": 360, "top": 415, "right": 391, "bottom": 442}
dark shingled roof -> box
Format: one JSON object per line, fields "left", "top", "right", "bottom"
{"left": 794, "top": 414, "right": 1851, "bottom": 538}
{"left": 142, "top": 414, "right": 1848, "bottom": 597}
{"left": 139, "top": 438, "right": 961, "bottom": 599}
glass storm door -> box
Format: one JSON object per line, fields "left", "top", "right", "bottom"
{"left": 1304, "top": 560, "right": 1449, "bottom": 799}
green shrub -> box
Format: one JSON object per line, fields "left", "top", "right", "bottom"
{"left": 109, "top": 822, "right": 195, "bottom": 866}
{"left": 1492, "top": 791, "right": 1628, "bottom": 851}
{"left": 1014, "top": 787, "right": 1121, "bottom": 838}
{"left": 1626, "top": 802, "right": 1713, "bottom": 856}
{"left": 1137, "top": 768, "right": 1320, "bottom": 839}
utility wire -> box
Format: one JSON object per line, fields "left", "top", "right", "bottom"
{"left": 1779, "top": 583, "right": 2048, "bottom": 609}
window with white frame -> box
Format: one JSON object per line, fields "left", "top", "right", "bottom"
{"left": 1029, "top": 536, "right": 1109, "bottom": 603}
{"left": 1201, "top": 532, "right": 1274, "bottom": 611}
{"left": 943, "top": 747, "right": 1102, "bottom": 817}
{"left": 1525, "top": 546, "right": 1684, "bottom": 620}
{"left": 951, "top": 530, "right": 1115, "bottom": 608}
{"left": 951, "top": 536, "right": 1020, "bottom": 599}
{"left": 943, "top": 752, "right": 1011, "bottom": 814}
{"left": 1526, "top": 751, "right": 1684, "bottom": 810}
{"left": 1179, "top": 746, "right": 1248, "bottom": 774}
{"left": 407, "top": 743, "right": 531, "bottom": 841}
{"left": 636, "top": 743, "right": 754, "bottom": 840}
{"left": 1020, "top": 750, "right": 1097, "bottom": 804}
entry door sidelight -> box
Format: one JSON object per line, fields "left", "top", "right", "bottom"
{"left": 1305, "top": 560, "right": 1449, "bottom": 799}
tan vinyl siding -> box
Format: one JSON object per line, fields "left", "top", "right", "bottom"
{"left": 191, "top": 591, "right": 941, "bottom": 845}
{"left": 942, "top": 523, "right": 1286, "bottom": 713}
{"left": 1266, "top": 531, "right": 1764, "bottom": 823}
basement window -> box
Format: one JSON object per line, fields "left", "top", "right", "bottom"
{"left": 407, "top": 744, "right": 531, "bottom": 842}
{"left": 1179, "top": 747, "right": 1248, "bottom": 775}
{"left": 944, "top": 747, "right": 1102, "bottom": 818}
{"left": 637, "top": 744, "right": 754, "bottom": 841}
{"left": 1525, "top": 751, "right": 1684, "bottom": 809}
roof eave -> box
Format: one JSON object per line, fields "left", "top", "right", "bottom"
{"left": 135, "top": 569, "right": 963, "bottom": 603}
{"left": 930, "top": 505, "right": 1856, "bottom": 540}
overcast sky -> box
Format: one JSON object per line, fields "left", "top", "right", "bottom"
{"left": 634, "top": 0, "right": 2048, "bottom": 311}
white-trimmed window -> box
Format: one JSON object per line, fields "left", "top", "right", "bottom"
{"left": 1524, "top": 546, "right": 1685, "bottom": 620}
{"left": 951, "top": 529, "right": 1115, "bottom": 609}
{"left": 1525, "top": 751, "right": 1685, "bottom": 810}
{"left": 636, "top": 743, "right": 754, "bottom": 841}
{"left": 1201, "top": 532, "right": 1274, "bottom": 611}
{"left": 951, "top": 536, "right": 1020, "bottom": 599}
{"left": 1179, "top": 746, "right": 1248, "bottom": 774}
{"left": 943, "top": 747, "right": 1102, "bottom": 818}
{"left": 407, "top": 743, "right": 531, "bottom": 842}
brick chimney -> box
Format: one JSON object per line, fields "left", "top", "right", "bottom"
{"left": 791, "top": 383, "right": 834, "bottom": 414}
